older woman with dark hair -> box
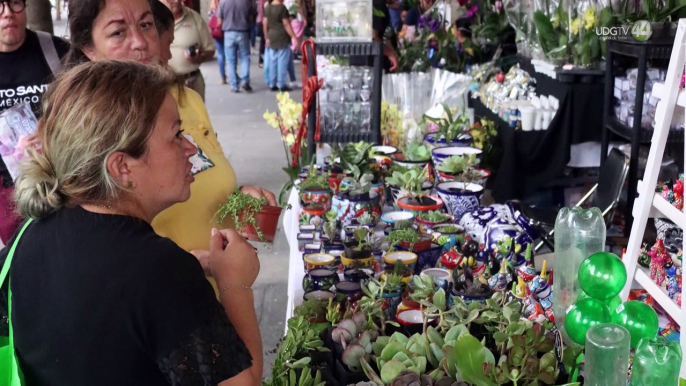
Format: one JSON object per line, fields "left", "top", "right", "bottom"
{"left": 1, "top": 61, "right": 261, "bottom": 385}
{"left": 62, "top": 0, "right": 276, "bottom": 297}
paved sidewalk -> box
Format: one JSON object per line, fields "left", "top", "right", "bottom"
{"left": 201, "top": 51, "right": 297, "bottom": 379}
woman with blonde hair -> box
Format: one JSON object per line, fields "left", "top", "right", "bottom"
{"left": 1, "top": 60, "right": 261, "bottom": 385}
{"left": 64, "top": 0, "right": 276, "bottom": 292}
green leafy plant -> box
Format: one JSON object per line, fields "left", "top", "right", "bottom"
{"left": 392, "top": 220, "right": 413, "bottom": 231}
{"left": 341, "top": 172, "right": 374, "bottom": 197}
{"left": 382, "top": 260, "right": 406, "bottom": 294}
{"left": 434, "top": 225, "right": 460, "bottom": 234}
{"left": 385, "top": 228, "right": 422, "bottom": 252}
{"left": 385, "top": 169, "right": 427, "bottom": 200}
{"left": 615, "top": 0, "right": 686, "bottom": 23}
{"left": 322, "top": 219, "right": 339, "bottom": 242}
{"left": 417, "top": 210, "right": 452, "bottom": 224}
{"left": 404, "top": 143, "right": 432, "bottom": 162}
{"left": 264, "top": 316, "right": 330, "bottom": 386}
{"left": 436, "top": 154, "right": 477, "bottom": 175}
{"left": 423, "top": 104, "right": 471, "bottom": 146}
{"left": 325, "top": 298, "right": 342, "bottom": 326}
{"left": 215, "top": 191, "right": 270, "bottom": 241}
{"left": 409, "top": 273, "right": 436, "bottom": 302}
{"left": 353, "top": 228, "right": 370, "bottom": 248}
{"left": 294, "top": 299, "right": 328, "bottom": 321}
{"left": 340, "top": 141, "right": 375, "bottom": 181}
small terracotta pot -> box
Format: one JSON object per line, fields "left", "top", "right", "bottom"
{"left": 399, "top": 236, "right": 432, "bottom": 252}
{"left": 397, "top": 195, "right": 444, "bottom": 213}
{"left": 239, "top": 205, "right": 283, "bottom": 242}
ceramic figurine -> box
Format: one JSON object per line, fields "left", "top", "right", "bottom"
{"left": 662, "top": 184, "right": 674, "bottom": 204}
{"left": 529, "top": 261, "right": 553, "bottom": 314}
{"left": 638, "top": 245, "right": 651, "bottom": 268}
{"left": 517, "top": 244, "right": 537, "bottom": 283}
{"left": 439, "top": 247, "right": 463, "bottom": 274}
{"left": 666, "top": 264, "right": 680, "bottom": 299}
{"left": 674, "top": 179, "right": 684, "bottom": 210}
{"left": 488, "top": 259, "right": 511, "bottom": 292}
{"left": 649, "top": 240, "right": 667, "bottom": 281}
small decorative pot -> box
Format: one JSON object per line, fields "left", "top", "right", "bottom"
{"left": 343, "top": 240, "right": 373, "bottom": 260}
{"left": 397, "top": 195, "right": 444, "bottom": 214}
{"left": 303, "top": 290, "right": 336, "bottom": 302}
{"left": 384, "top": 251, "right": 418, "bottom": 272}
{"left": 328, "top": 249, "right": 345, "bottom": 274}
{"left": 396, "top": 243, "right": 443, "bottom": 274}
{"left": 322, "top": 239, "right": 345, "bottom": 255}
{"left": 334, "top": 281, "right": 363, "bottom": 306}
{"left": 415, "top": 213, "right": 454, "bottom": 234}
{"left": 430, "top": 223, "right": 464, "bottom": 241}
{"left": 430, "top": 146, "right": 482, "bottom": 169}
{"left": 328, "top": 173, "right": 345, "bottom": 193}
{"left": 299, "top": 207, "right": 326, "bottom": 229}
{"left": 397, "top": 235, "right": 433, "bottom": 252}
{"left": 331, "top": 191, "right": 382, "bottom": 227}
{"left": 372, "top": 250, "right": 384, "bottom": 273}
{"left": 436, "top": 168, "right": 491, "bottom": 185}
{"left": 397, "top": 309, "right": 436, "bottom": 335}
{"left": 344, "top": 268, "right": 375, "bottom": 283}
{"left": 304, "top": 253, "right": 336, "bottom": 272}
{"left": 380, "top": 211, "right": 416, "bottom": 227}
{"left": 297, "top": 233, "right": 316, "bottom": 252}
{"left": 299, "top": 224, "right": 316, "bottom": 233}
{"left": 421, "top": 268, "right": 454, "bottom": 293}
{"left": 341, "top": 254, "right": 374, "bottom": 270}
{"left": 239, "top": 205, "right": 283, "bottom": 243}
{"left": 424, "top": 132, "right": 473, "bottom": 148}
{"left": 303, "top": 268, "right": 340, "bottom": 292}
{"left": 299, "top": 188, "right": 333, "bottom": 211}
{"left": 449, "top": 282, "right": 494, "bottom": 306}
{"left": 381, "top": 270, "right": 412, "bottom": 286}
{"left": 371, "top": 145, "right": 398, "bottom": 156}
{"left": 304, "top": 243, "right": 322, "bottom": 255}
{"left": 436, "top": 182, "right": 484, "bottom": 222}
{"left": 400, "top": 290, "right": 422, "bottom": 310}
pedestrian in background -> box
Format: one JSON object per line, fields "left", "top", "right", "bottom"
{"left": 209, "top": 0, "right": 227, "bottom": 84}
{"left": 218, "top": 0, "right": 256, "bottom": 93}
{"left": 161, "top": 0, "right": 215, "bottom": 100}
{"left": 263, "top": 0, "right": 300, "bottom": 92}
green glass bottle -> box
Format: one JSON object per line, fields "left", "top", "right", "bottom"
{"left": 630, "top": 336, "right": 682, "bottom": 386}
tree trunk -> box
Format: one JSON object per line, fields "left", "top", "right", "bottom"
{"left": 26, "top": 0, "right": 54, "bottom": 34}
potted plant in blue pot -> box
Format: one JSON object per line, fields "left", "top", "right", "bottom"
{"left": 434, "top": 153, "right": 489, "bottom": 186}
{"left": 436, "top": 179, "right": 484, "bottom": 222}
{"left": 422, "top": 104, "right": 473, "bottom": 148}
{"left": 392, "top": 142, "right": 434, "bottom": 185}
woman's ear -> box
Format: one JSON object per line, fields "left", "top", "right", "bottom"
{"left": 82, "top": 47, "right": 98, "bottom": 62}
{"left": 105, "top": 151, "right": 134, "bottom": 188}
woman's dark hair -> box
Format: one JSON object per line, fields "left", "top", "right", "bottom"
{"left": 64, "top": 0, "right": 108, "bottom": 67}
{"left": 151, "top": 0, "right": 174, "bottom": 34}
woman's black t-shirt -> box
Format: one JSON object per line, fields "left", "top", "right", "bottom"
{"left": 0, "top": 206, "right": 252, "bottom": 386}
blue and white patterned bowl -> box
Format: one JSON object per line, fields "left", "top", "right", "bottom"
{"left": 431, "top": 146, "right": 482, "bottom": 169}
{"left": 424, "top": 132, "right": 473, "bottom": 148}
{"left": 436, "top": 182, "right": 484, "bottom": 222}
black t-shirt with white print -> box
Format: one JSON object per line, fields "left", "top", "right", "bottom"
{"left": 0, "top": 29, "right": 69, "bottom": 184}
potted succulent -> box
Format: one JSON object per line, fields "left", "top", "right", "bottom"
{"left": 333, "top": 169, "right": 382, "bottom": 227}
{"left": 392, "top": 143, "right": 434, "bottom": 184}
{"left": 294, "top": 298, "right": 331, "bottom": 334}
{"left": 415, "top": 210, "right": 454, "bottom": 233}
{"left": 422, "top": 104, "right": 473, "bottom": 148}
{"left": 378, "top": 262, "right": 406, "bottom": 322}
{"left": 386, "top": 169, "right": 444, "bottom": 214}
{"left": 451, "top": 266, "right": 494, "bottom": 305}
{"left": 386, "top": 227, "right": 432, "bottom": 252}
{"left": 435, "top": 153, "right": 490, "bottom": 186}
{"left": 298, "top": 159, "right": 333, "bottom": 211}
{"left": 344, "top": 227, "right": 373, "bottom": 260}
{"left": 215, "top": 190, "right": 283, "bottom": 242}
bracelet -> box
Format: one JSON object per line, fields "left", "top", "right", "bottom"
{"left": 219, "top": 284, "right": 253, "bottom": 299}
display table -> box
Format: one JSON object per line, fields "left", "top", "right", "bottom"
{"left": 282, "top": 188, "right": 305, "bottom": 334}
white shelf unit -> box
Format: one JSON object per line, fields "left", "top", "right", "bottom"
{"left": 620, "top": 19, "right": 686, "bottom": 381}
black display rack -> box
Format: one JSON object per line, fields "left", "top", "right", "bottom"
{"left": 600, "top": 37, "right": 681, "bottom": 235}
{"left": 305, "top": 41, "right": 384, "bottom": 159}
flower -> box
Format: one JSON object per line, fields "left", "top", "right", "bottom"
{"left": 429, "top": 19, "right": 441, "bottom": 33}
{"left": 457, "top": 0, "right": 467, "bottom": 5}
{"left": 284, "top": 133, "right": 295, "bottom": 146}
{"left": 493, "top": 0, "right": 502, "bottom": 13}
{"left": 570, "top": 18, "right": 581, "bottom": 35}
{"left": 583, "top": 7, "right": 597, "bottom": 30}
{"left": 466, "top": 5, "right": 479, "bottom": 18}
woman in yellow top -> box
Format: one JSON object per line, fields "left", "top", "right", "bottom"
{"left": 64, "top": 0, "right": 276, "bottom": 273}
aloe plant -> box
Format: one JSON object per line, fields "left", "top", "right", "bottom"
{"left": 342, "top": 172, "right": 374, "bottom": 197}
{"left": 422, "top": 104, "right": 471, "bottom": 146}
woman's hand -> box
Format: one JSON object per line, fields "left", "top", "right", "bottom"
{"left": 208, "top": 228, "right": 260, "bottom": 288}
{"left": 16, "top": 133, "right": 41, "bottom": 154}
{"left": 190, "top": 249, "right": 212, "bottom": 275}
{"left": 240, "top": 185, "right": 278, "bottom": 207}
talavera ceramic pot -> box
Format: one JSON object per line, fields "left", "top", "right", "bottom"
{"left": 302, "top": 268, "right": 340, "bottom": 292}
{"left": 331, "top": 190, "right": 381, "bottom": 227}
{"left": 436, "top": 182, "right": 483, "bottom": 221}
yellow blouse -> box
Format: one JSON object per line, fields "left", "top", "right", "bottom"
{"left": 152, "top": 86, "right": 236, "bottom": 267}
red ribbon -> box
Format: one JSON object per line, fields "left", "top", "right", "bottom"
{"left": 290, "top": 39, "right": 323, "bottom": 167}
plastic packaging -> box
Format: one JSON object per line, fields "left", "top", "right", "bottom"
{"left": 630, "top": 336, "right": 682, "bottom": 386}
{"left": 552, "top": 207, "right": 606, "bottom": 343}
{"left": 584, "top": 323, "right": 631, "bottom": 386}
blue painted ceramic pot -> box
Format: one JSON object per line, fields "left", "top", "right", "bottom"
{"left": 436, "top": 182, "right": 484, "bottom": 222}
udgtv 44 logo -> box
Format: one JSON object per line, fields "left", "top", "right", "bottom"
{"left": 596, "top": 20, "right": 653, "bottom": 41}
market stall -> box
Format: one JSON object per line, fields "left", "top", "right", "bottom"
{"left": 259, "top": 0, "right": 686, "bottom": 384}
